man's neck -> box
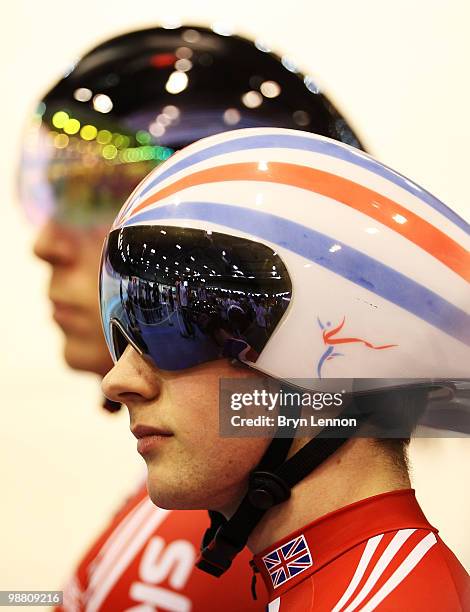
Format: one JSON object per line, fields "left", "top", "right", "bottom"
{"left": 247, "top": 438, "right": 411, "bottom": 554}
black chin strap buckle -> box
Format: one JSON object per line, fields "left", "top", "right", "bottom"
{"left": 196, "top": 526, "right": 242, "bottom": 577}
{"left": 196, "top": 471, "right": 292, "bottom": 577}
{"left": 248, "top": 470, "right": 291, "bottom": 510}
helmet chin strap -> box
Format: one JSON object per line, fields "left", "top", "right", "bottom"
{"left": 197, "top": 397, "right": 362, "bottom": 577}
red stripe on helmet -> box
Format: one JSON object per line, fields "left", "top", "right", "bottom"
{"left": 127, "top": 162, "right": 470, "bottom": 283}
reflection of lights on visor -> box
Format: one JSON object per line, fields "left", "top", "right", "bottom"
{"left": 19, "top": 123, "right": 174, "bottom": 227}
{"left": 100, "top": 225, "right": 292, "bottom": 371}
{"left": 18, "top": 102, "right": 294, "bottom": 228}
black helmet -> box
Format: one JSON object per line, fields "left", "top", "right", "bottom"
{"left": 19, "top": 25, "right": 365, "bottom": 227}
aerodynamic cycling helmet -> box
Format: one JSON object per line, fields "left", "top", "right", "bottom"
{"left": 19, "top": 25, "right": 364, "bottom": 229}
{"left": 100, "top": 127, "right": 470, "bottom": 576}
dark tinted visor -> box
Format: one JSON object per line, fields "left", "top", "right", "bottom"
{"left": 100, "top": 225, "right": 292, "bottom": 370}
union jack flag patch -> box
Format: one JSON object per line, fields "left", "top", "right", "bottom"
{"left": 262, "top": 535, "right": 313, "bottom": 588}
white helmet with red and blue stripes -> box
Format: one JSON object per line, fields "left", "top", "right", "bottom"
{"left": 101, "top": 127, "right": 470, "bottom": 577}
{"left": 108, "top": 127, "right": 469, "bottom": 390}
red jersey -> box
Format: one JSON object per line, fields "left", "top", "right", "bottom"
{"left": 56, "top": 483, "right": 266, "bottom": 611}
{"left": 253, "top": 489, "right": 470, "bottom": 611}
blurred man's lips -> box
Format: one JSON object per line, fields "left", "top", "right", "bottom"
{"left": 131, "top": 424, "right": 173, "bottom": 456}
{"left": 51, "top": 300, "right": 83, "bottom": 327}
{"left": 52, "top": 300, "right": 77, "bottom": 311}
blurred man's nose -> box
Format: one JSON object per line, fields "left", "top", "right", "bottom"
{"left": 33, "top": 220, "right": 78, "bottom": 266}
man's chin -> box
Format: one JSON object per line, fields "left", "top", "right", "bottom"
{"left": 146, "top": 474, "right": 207, "bottom": 511}
{"left": 147, "top": 490, "right": 205, "bottom": 511}
{"left": 146, "top": 470, "right": 242, "bottom": 514}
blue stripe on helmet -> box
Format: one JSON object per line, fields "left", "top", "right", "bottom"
{"left": 134, "top": 133, "right": 468, "bottom": 234}
{"left": 122, "top": 201, "right": 470, "bottom": 347}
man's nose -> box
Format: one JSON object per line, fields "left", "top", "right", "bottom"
{"left": 102, "top": 345, "right": 162, "bottom": 406}
{"left": 33, "top": 219, "right": 78, "bottom": 266}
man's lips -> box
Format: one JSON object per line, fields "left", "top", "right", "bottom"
{"left": 131, "top": 424, "right": 173, "bottom": 439}
{"left": 131, "top": 424, "right": 173, "bottom": 456}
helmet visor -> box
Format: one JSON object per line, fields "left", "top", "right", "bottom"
{"left": 18, "top": 103, "right": 293, "bottom": 228}
{"left": 100, "top": 225, "right": 292, "bottom": 370}
{"left": 19, "top": 120, "right": 173, "bottom": 228}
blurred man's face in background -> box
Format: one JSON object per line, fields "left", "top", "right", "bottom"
{"left": 22, "top": 123, "right": 157, "bottom": 376}
{"left": 33, "top": 220, "right": 112, "bottom": 375}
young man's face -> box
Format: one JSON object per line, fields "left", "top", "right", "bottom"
{"left": 33, "top": 220, "right": 113, "bottom": 376}
{"left": 102, "top": 350, "right": 271, "bottom": 514}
